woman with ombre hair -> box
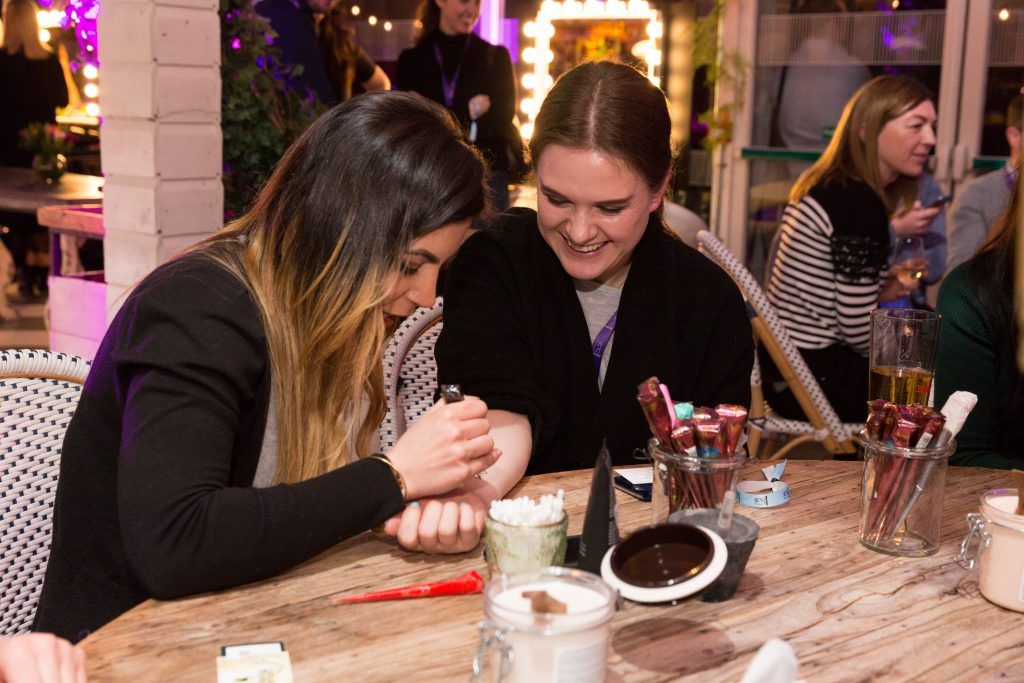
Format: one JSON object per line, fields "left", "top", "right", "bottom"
{"left": 764, "top": 75, "right": 937, "bottom": 422}
{"left": 33, "top": 92, "right": 500, "bottom": 642}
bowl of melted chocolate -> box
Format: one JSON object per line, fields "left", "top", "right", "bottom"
{"left": 609, "top": 524, "right": 715, "bottom": 588}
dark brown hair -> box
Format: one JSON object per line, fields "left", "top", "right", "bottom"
{"left": 529, "top": 61, "right": 674, "bottom": 198}
{"left": 319, "top": 0, "right": 358, "bottom": 101}
{"left": 193, "top": 91, "right": 486, "bottom": 482}
{"left": 414, "top": 0, "right": 441, "bottom": 44}
{"left": 968, "top": 157, "right": 1024, "bottom": 452}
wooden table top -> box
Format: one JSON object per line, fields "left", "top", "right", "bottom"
{"left": 0, "top": 166, "right": 102, "bottom": 214}
{"left": 80, "top": 460, "right": 1023, "bottom": 682}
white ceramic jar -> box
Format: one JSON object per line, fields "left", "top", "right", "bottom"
{"left": 958, "top": 488, "right": 1024, "bottom": 613}
{"left": 472, "top": 568, "right": 616, "bottom": 683}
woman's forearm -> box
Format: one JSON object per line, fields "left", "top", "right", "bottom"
{"left": 459, "top": 409, "right": 532, "bottom": 503}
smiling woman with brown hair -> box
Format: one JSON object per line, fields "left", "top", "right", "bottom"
{"left": 32, "top": 92, "right": 500, "bottom": 643}
{"left": 426, "top": 61, "right": 751, "bottom": 503}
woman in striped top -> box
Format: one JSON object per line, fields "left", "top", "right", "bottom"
{"left": 764, "top": 75, "right": 937, "bottom": 422}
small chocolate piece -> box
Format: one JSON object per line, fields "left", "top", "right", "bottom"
{"left": 440, "top": 384, "right": 465, "bottom": 403}
{"left": 522, "top": 590, "right": 568, "bottom": 614}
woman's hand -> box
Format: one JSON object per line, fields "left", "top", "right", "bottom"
{"left": 891, "top": 201, "right": 942, "bottom": 237}
{"left": 468, "top": 95, "right": 491, "bottom": 120}
{"left": 0, "top": 633, "right": 87, "bottom": 683}
{"left": 387, "top": 396, "right": 500, "bottom": 501}
{"left": 879, "top": 256, "right": 928, "bottom": 301}
{"left": 382, "top": 490, "right": 489, "bottom": 554}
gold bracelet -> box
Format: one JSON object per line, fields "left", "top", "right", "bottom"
{"left": 370, "top": 453, "right": 407, "bottom": 500}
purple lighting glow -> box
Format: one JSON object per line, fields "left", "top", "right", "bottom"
{"left": 231, "top": 37, "right": 242, "bottom": 49}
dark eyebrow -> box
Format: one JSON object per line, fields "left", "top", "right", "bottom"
{"left": 539, "top": 183, "right": 632, "bottom": 205}
{"left": 404, "top": 249, "right": 440, "bottom": 264}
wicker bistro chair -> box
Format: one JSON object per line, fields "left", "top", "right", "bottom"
{"left": 378, "top": 298, "right": 444, "bottom": 451}
{"left": 696, "top": 231, "right": 860, "bottom": 460}
{"left": 0, "top": 349, "right": 91, "bottom": 634}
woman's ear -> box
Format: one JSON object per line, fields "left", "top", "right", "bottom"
{"left": 650, "top": 170, "right": 672, "bottom": 212}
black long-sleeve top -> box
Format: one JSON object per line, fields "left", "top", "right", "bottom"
{"left": 395, "top": 31, "right": 518, "bottom": 172}
{"left": 436, "top": 208, "right": 754, "bottom": 473}
{"left": 32, "top": 255, "right": 404, "bottom": 642}
{"left": 0, "top": 50, "right": 68, "bottom": 167}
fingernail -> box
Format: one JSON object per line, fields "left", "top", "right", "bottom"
{"left": 409, "top": 501, "right": 420, "bottom": 508}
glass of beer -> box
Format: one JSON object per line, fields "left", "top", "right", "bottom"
{"left": 868, "top": 309, "right": 941, "bottom": 404}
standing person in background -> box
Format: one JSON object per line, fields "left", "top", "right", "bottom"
{"left": 396, "top": 0, "right": 522, "bottom": 213}
{"left": 0, "top": 0, "right": 68, "bottom": 168}
{"left": 935, "top": 161, "right": 1024, "bottom": 469}
{"left": 318, "top": 0, "right": 389, "bottom": 102}
{"left": 946, "top": 93, "right": 1022, "bottom": 273}
{"left": 774, "top": 0, "right": 870, "bottom": 151}
{"left": 0, "top": 0, "right": 70, "bottom": 298}
{"left": 764, "top": 75, "right": 936, "bottom": 422}
{"left": 256, "top": 0, "right": 337, "bottom": 106}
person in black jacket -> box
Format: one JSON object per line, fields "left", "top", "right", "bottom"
{"left": 32, "top": 93, "right": 500, "bottom": 643}
{"left": 395, "top": 0, "right": 522, "bottom": 212}
{"left": 431, "top": 62, "right": 752, "bottom": 484}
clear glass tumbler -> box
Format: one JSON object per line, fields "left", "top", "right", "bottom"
{"left": 859, "top": 432, "right": 955, "bottom": 557}
{"left": 649, "top": 439, "right": 746, "bottom": 524}
{"left": 868, "top": 308, "right": 941, "bottom": 404}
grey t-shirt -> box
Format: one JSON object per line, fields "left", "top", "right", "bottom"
{"left": 574, "top": 276, "right": 624, "bottom": 389}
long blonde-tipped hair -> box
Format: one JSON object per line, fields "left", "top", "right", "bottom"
{"left": 2, "top": 0, "right": 52, "bottom": 58}
{"left": 191, "top": 92, "right": 486, "bottom": 484}
{"left": 789, "top": 75, "right": 934, "bottom": 214}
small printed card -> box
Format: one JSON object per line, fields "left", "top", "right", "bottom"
{"left": 217, "top": 642, "right": 293, "bottom": 683}
{"left": 614, "top": 466, "right": 653, "bottom": 485}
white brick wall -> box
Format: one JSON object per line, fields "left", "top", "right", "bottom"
{"left": 92, "top": 0, "right": 222, "bottom": 332}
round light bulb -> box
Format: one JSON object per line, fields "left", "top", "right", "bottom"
{"left": 368, "top": 14, "right": 377, "bottom": 25}
{"left": 383, "top": 20, "right": 392, "bottom": 31}
{"left": 998, "top": 7, "right": 1010, "bottom": 20}
{"left": 520, "top": 123, "right": 534, "bottom": 140}
{"left": 351, "top": 4, "right": 360, "bottom": 15}
{"left": 83, "top": 64, "right": 99, "bottom": 80}
{"left": 84, "top": 83, "right": 99, "bottom": 98}
{"left": 38, "top": 28, "right": 51, "bottom": 43}
{"left": 523, "top": 21, "right": 537, "bottom": 38}
{"left": 522, "top": 47, "right": 537, "bottom": 64}
{"left": 85, "top": 102, "right": 100, "bottom": 117}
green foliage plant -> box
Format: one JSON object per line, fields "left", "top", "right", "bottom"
{"left": 220, "top": 0, "right": 326, "bottom": 218}
{"left": 693, "top": 0, "right": 747, "bottom": 149}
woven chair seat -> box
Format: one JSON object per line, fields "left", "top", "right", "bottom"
{"left": 697, "top": 231, "right": 859, "bottom": 456}
{"left": 1, "top": 349, "right": 91, "bottom": 634}
{"left": 379, "top": 299, "right": 444, "bottom": 451}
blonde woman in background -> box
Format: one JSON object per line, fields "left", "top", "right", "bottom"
{"left": 32, "top": 92, "right": 500, "bottom": 643}
{"left": 763, "top": 75, "right": 937, "bottom": 422}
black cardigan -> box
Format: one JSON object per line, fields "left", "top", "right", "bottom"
{"left": 395, "top": 31, "right": 518, "bottom": 172}
{"left": 436, "top": 208, "right": 754, "bottom": 473}
{"left": 33, "top": 256, "right": 404, "bottom": 642}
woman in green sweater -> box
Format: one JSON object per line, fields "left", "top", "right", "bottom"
{"left": 935, "top": 162, "right": 1023, "bottom": 468}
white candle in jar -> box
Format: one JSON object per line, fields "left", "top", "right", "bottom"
{"left": 978, "top": 490, "right": 1024, "bottom": 613}
{"left": 482, "top": 570, "right": 615, "bottom": 683}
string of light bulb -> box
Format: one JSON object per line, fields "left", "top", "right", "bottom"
{"left": 519, "top": 0, "right": 662, "bottom": 139}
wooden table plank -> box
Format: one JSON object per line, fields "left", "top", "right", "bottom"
{"left": 79, "top": 461, "right": 1022, "bottom": 682}
{"left": 0, "top": 167, "right": 102, "bottom": 214}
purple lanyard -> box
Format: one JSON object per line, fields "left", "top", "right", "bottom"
{"left": 592, "top": 312, "right": 618, "bottom": 376}
{"left": 1005, "top": 164, "right": 1017, "bottom": 193}
{"left": 432, "top": 37, "right": 471, "bottom": 108}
